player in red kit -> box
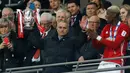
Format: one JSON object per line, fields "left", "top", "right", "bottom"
{"left": 87, "top": 5, "right": 130, "bottom": 73}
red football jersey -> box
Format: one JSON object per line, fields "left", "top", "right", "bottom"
{"left": 93, "top": 22, "right": 130, "bottom": 65}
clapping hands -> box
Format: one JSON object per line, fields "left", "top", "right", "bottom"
{"left": 85, "top": 29, "right": 98, "bottom": 39}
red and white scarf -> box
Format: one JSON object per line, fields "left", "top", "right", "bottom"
{"left": 34, "top": 9, "right": 45, "bottom": 34}
{"left": 32, "top": 9, "right": 46, "bottom": 62}
{"left": 17, "top": 9, "right": 24, "bottom": 38}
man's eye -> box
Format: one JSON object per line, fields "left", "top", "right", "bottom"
{"left": 59, "top": 27, "right": 62, "bottom": 29}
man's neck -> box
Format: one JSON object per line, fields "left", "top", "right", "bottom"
{"left": 53, "top": 7, "right": 60, "bottom": 12}
{"left": 72, "top": 11, "right": 79, "bottom": 17}
{"left": 111, "top": 19, "right": 119, "bottom": 26}
{"left": 58, "top": 35, "right": 63, "bottom": 40}
{"left": 45, "top": 28, "right": 51, "bottom": 33}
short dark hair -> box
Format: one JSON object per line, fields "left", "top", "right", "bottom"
{"left": 87, "top": 2, "right": 98, "bottom": 8}
{"left": 67, "top": 0, "right": 80, "bottom": 6}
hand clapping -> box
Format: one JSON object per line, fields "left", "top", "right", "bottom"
{"left": 86, "top": 29, "right": 98, "bottom": 39}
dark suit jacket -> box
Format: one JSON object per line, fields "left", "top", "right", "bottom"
{"left": 0, "top": 31, "right": 25, "bottom": 71}
{"left": 80, "top": 38, "right": 101, "bottom": 60}
{"left": 70, "top": 12, "right": 82, "bottom": 36}
{"left": 25, "top": 27, "right": 55, "bottom": 66}
{"left": 40, "top": 29, "right": 81, "bottom": 68}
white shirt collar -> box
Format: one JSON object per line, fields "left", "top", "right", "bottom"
{"left": 40, "top": 28, "right": 51, "bottom": 36}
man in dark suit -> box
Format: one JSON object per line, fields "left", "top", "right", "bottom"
{"left": 67, "top": 0, "right": 82, "bottom": 35}
{"left": 66, "top": 0, "right": 85, "bottom": 50}
{"left": 86, "top": 2, "right": 107, "bottom": 34}
{"left": 40, "top": 21, "right": 81, "bottom": 73}
{"left": 79, "top": 15, "right": 101, "bottom": 62}
{"left": 25, "top": 12, "right": 54, "bottom": 66}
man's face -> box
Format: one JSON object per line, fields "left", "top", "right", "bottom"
{"left": 105, "top": 10, "right": 116, "bottom": 23}
{"left": 2, "top": 9, "right": 14, "bottom": 21}
{"left": 86, "top": 4, "right": 97, "bottom": 17}
{"left": 67, "top": 3, "right": 79, "bottom": 16}
{"left": 56, "top": 22, "right": 69, "bottom": 37}
{"left": 40, "top": 17, "right": 52, "bottom": 31}
{"left": 56, "top": 12, "right": 66, "bottom": 23}
{"left": 87, "top": 16, "right": 100, "bottom": 31}
{"left": 34, "top": 1, "right": 41, "bottom": 9}
{"left": 49, "top": 0, "right": 60, "bottom": 10}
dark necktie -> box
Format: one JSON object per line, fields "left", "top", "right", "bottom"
{"left": 71, "top": 16, "right": 76, "bottom": 26}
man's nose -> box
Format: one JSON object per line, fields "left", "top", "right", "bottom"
{"left": 70, "top": 7, "right": 73, "bottom": 11}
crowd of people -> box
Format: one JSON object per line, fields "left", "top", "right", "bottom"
{"left": 0, "top": 0, "right": 130, "bottom": 73}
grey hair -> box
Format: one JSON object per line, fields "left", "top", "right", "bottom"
{"left": 40, "top": 12, "right": 53, "bottom": 22}
{"left": 56, "top": 9, "right": 70, "bottom": 18}
{"left": 2, "top": 7, "right": 14, "bottom": 15}
{"left": 56, "top": 9, "right": 71, "bottom": 23}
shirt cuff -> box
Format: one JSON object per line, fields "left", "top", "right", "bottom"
{"left": 96, "top": 36, "right": 102, "bottom": 41}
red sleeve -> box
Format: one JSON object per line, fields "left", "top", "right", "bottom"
{"left": 92, "top": 24, "right": 108, "bottom": 49}
{"left": 100, "top": 24, "right": 129, "bottom": 49}
{"left": 92, "top": 39, "right": 103, "bottom": 49}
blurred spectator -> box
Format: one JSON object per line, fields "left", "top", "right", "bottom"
{"left": 67, "top": 0, "right": 82, "bottom": 35}
{"left": 79, "top": 15, "right": 101, "bottom": 62}
{"left": 67, "top": 0, "right": 87, "bottom": 51}
{"left": 49, "top": 0, "right": 62, "bottom": 14}
{"left": 34, "top": 0, "right": 41, "bottom": 10}
{"left": 88, "top": 5, "right": 130, "bottom": 73}
{"left": 40, "top": 21, "right": 81, "bottom": 73}
{"left": 88, "top": 0, "right": 107, "bottom": 20}
{"left": 56, "top": 9, "right": 71, "bottom": 24}
{"left": 2, "top": 7, "right": 14, "bottom": 22}
{"left": 0, "top": 18, "right": 20, "bottom": 71}
{"left": 120, "top": 4, "right": 130, "bottom": 24}
{"left": 80, "top": 2, "right": 107, "bottom": 35}
{"left": 2, "top": 7, "right": 16, "bottom": 31}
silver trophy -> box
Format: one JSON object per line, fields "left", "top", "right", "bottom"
{"left": 23, "top": 9, "right": 34, "bottom": 29}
